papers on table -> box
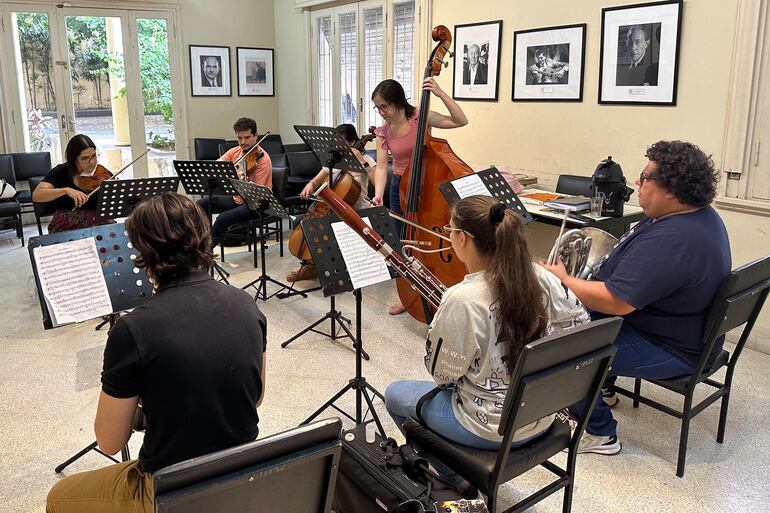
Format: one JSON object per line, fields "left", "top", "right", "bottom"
{"left": 331, "top": 217, "right": 391, "bottom": 290}
{"left": 32, "top": 238, "right": 113, "bottom": 327}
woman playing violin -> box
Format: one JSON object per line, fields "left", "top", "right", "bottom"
{"left": 286, "top": 123, "right": 376, "bottom": 283}
{"left": 32, "top": 134, "right": 115, "bottom": 233}
{"left": 370, "top": 78, "right": 468, "bottom": 315}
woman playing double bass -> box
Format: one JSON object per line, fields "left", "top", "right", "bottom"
{"left": 32, "top": 134, "right": 115, "bottom": 233}
{"left": 370, "top": 78, "right": 468, "bottom": 315}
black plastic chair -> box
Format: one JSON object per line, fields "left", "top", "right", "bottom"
{"left": 29, "top": 176, "right": 56, "bottom": 235}
{"left": 609, "top": 255, "right": 770, "bottom": 477}
{"left": 284, "top": 151, "right": 322, "bottom": 214}
{"left": 10, "top": 152, "right": 51, "bottom": 218}
{"left": 0, "top": 155, "right": 23, "bottom": 245}
{"left": 283, "top": 142, "right": 310, "bottom": 153}
{"left": 271, "top": 153, "right": 288, "bottom": 169}
{"left": 193, "top": 138, "right": 226, "bottom": 160}
{"left": 404, "top": 317, "right": 622, "bottom": 513}
{"left": 555, "top": 175, "right": 592, "bottom": 197}
{"left": 153, "top": 418, "right": 341, "bottom": 513}
{"left": 218, "top": 141, "right": 238, "bottom": 157}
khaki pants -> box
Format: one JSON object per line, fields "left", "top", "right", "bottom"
{"left": 46, "top": 460, "right": 153, "bottom": 513}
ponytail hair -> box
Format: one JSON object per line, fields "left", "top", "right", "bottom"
{"left": 451, "top": 196, "right": 548, "bottom": 372}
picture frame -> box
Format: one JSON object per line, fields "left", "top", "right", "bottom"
{"left": 189, "top": 45, "right": 231, "bottom": 97}
{"left": 598, "top": 0, "right": 683, "bottom": 105}
{"left": 512, "top": 23, "right": 587, "bottom": 102}
{"left": 236, "top": 47, "right": 275, "bottom": 97}
{"left": 452, "top": 20, "right": 503, "bottom": 102}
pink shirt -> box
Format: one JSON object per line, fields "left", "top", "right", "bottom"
{"left": 220, "top": 145, "right": 272, "bottom": 204}
{"left": 374, "top": 109, "right": 420, "bottom": 176}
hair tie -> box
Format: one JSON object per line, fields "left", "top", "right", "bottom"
{"left": 489, "top": 203, "right": 507, "bottom": 225}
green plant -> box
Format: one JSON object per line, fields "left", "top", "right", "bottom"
{"left": 147, "top": 131, "right": 175, "bottom": 151}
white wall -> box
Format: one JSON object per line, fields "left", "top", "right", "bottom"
{"left": 273, "top": 0, "right": 310, "bottom": 144}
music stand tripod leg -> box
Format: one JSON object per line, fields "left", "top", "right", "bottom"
{"left": 54, "top": 441, "right": 122, "bottom": 473}
{"left": 240, "top": 208, "right": 292, "bottom": 301}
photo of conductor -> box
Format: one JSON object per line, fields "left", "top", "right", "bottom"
{"left": 200, "top": 55, "right": 222, "bottom": 88}
{"left": 462, "top": 42, "right": 488, "bottom": 85}
{"left": 526, "top": 44, "right": 570, "bottom": 85}
{"left": 616, "top": 23, "right": 660, "bottom": 86}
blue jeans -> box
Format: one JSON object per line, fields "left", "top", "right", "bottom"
{"left": 389, "top": 174, "right": 403, "bottom": 238}
{"left": 197, "top": 196, "right": 258, "bottom": 247}
{"left": 570, "top": 321, "right": 693, "bottom": 437}
{"left": 386, "top": 380, "right": 527, "bottom": 486}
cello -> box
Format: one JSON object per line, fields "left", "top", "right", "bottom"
{"left": 287, "top": 127, "right": 377, "bottom": 262}
{"left": 397, "top": 25, "right": 475, "bottom": 322}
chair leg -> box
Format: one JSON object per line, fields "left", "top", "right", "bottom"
{"left": 562, "top": 482, "right": 574, "bottom": 513}
{"left": 220, "top": 244, "right": 225, "bottom": 262}
{"left": 717, "top": 388, "right": 731, "bottom": 444}
{"left": 676, "top": 403, "right": 692, "bottom": 478}
{"left": 633, "top": 378, "right": 641, "bottom": 408}
{"left": 18, "top": 216, "right": 24, "bottom": 246}
{"left": 487, "top": 487, "right": 498, "bottom": 513}
{"left": 279, "top": 220, "right": 284, "bottom": 257}
{"left": 36, "top": 215, "right": 43, "bottom": 236}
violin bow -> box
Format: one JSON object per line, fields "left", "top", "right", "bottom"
{"left": 75, "top": 148, "right": 151, "bottom": 208}
{"left": 233, "top": 131, "right": 271, "bottom": 178}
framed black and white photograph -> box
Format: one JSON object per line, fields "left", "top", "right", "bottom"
{"left": 452, "top": 20, "right": 503, "bottom": 101}
{"left": 599, "top": 0, "right": 683, "bottom": 105}
{"left": 512, "top": 23, "right": 586, "bottom": 102}
{"left": 189, "top": 45, "right": 231, "bottom": 97}
{"left": 237, "top": 47, "right": 275, "bottom": 97}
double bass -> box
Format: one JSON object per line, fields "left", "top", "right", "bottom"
{"left": 397, "top": 25, "right": 475, "bottom": 322}
{"left": 287, "top": 128, "right": 377, "bottom": 262}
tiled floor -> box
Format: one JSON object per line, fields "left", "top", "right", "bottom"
{"left": 1, "top": 226, "right": 768, "bottom": 512}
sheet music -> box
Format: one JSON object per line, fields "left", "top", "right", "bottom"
{"left": 33, "top": 238, "right": 113, "bottom": 326}
{"left": 332, "top": 217, "right": 391, "bottom": 289}
{"left": 452, "top": 173, "right": 492, "bottom": 199}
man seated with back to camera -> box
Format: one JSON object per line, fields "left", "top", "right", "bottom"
{"left": 540, "top": 140, "right": 731, "bottom": 455}
{"left": 46, "top": 193, "right": 268, "bottom": 513}
{"left": 197, "top": 117, "right": 273, "bottom": 248}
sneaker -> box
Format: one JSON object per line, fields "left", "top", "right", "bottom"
{"left": 602, "top": 387, "right": 620, "bottom": 408}
{"left": 286, "top": 264, "right": 317, "bottom": 282}
{"left": 576, "top": 433, "right": 622, "bottom": 455}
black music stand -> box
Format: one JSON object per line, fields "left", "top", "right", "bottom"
{"left": 291, "top": 207, "right": 399, "bottom": 435}
{"left": 439, "top": 167, "right": 534, "bottom": 224}
{"left": 28, "top": 223, "right": 153, "bottom": 471}
{"left": 229, "top": 179, "right": 294, "bottom": 300}
{"left": 96, "top": 176, "right": 181, "bottom": 219}
{"left": 174, "top": 160, "right": 240, "bottom": 284}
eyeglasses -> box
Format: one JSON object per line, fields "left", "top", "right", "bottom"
{"left": 639, "top": 172, "right": 658, "bottom": 184}
{"left": 372, "top": 103, "right": 391, "bottom": 113}
{"left": 442, "top": 224, "right": 475, "bottom": 238}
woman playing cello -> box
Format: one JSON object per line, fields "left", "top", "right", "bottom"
{"left": 370, "top": 78, "right": 468, "bottom": 315}
{"left": 32, "top": 134, "right": 115, "bottom": 233}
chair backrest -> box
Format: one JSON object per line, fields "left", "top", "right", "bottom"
{"left": 284, "top": 142, "right": 310, "bottom": 153}
{"left": 694, "top": 255, "right": 770, "bottom": 375}
{"left": 29, "top": 177, "right": 57, "bottom": 217}
{"left": 0, "top": 155, "right": 16, "bottom": 186}
{"left": 11, "top": 152, "right": 51, "bottom": 181}
{"left": 194, "top": 138, "right": 226, "bottom": 160}
{"left": 271, "top": 153, "right": 288, "bottom": 169}
{"left": 499, "top": 317, "right": 622, "bottom": 436}
{"left": 555, "top": 174, "right": 592, "bottom": 197}
{"left": 153, "top": 418, "right": 342, "bottom": 513}
{"left": 272, "top": 167, "right": 288, "bottom": 203}
{"left": 218, "top": 141, "right": 238, "bottom": 156}
{"left": 287, "top": 151, "right": 322, "bottom": 180}
{"left": 262, "top": 133, "right": 283, "bottom": 145}
{"left": 261, "top": 140, "right": 284, "bottom": 156}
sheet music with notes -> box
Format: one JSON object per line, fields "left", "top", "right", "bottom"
{"left": 33, "top": 238, "right": 113, "bottom": 326}
{"left": 332, "top": 217, "right": 391, "bottom": 289}
{"left": 451, "top": 173, "right": 493, "bottom": 199}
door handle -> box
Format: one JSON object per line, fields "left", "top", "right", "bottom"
{"left": 60, "top": 114, "right": 66, "bottom": 129}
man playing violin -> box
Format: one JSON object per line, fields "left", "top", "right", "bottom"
{"left": 286, "top": 123, "right": 376, "bottom": 282}
{"left": 32, "top": 134, "right": 116, "bottom": 233}
{"left": 196, "top": 117, "right": 273, "bottom": 248}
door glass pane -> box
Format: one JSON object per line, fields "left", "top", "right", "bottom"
{"left": 316, "top": 16, "right": 333, "bottom": 127}
{"left": 137, "top": 18, "right": 175, "bottom": 177}
{"left": 363, "top": 7, "right": 384, "bottom": 129}
{"left": 10, "top": 12, "right": 62, "bottom": 162}
{"left": 338, "top": 12, "right": 357, "bottom": 125}
{"left": 392, "top": 1, "right": 415, "bottom": 102}
{"left": 65, "top": 16, "right": 132, "bottom": 177}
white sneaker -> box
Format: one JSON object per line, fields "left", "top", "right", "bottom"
{"left": 602, "top": 388, "right": 620, "bottom": 408}
{"left": 577, "top": 433, "right": 622, "bottom": 455}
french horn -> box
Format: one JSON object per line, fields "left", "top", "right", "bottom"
{"left": 547, "top": 227, "right": 618, "bottom": 279}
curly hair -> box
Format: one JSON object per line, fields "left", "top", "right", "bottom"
{"left": 645, "top": 140, "right": 719, "bottom": 207}
{"left": 126, "top": 193, "right": 213, "bottom": 283}
{"left": 233, "top": 117, "right": 257, "bottom": 135}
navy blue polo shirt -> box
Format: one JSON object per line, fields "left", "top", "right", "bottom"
{"left": 593, "top": 206, "right": 731, "bottom": 366}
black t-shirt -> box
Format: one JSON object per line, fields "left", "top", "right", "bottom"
{"left": 41, "top": 163, "right": 102, "bottom": 211}
{"left": 101, "top": 270, "right": 267, "bottom": 473}
{"left": 592, "top": 207, "right": 731, "bottom": 366}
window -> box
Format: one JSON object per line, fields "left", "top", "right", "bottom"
{"left": 310, "top": 0, "right": 416, "bottom": 135}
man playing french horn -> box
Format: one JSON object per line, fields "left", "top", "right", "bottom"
{"left": 541, "top": 140, "right": 731, "bottom": 455}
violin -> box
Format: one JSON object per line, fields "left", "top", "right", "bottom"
{"left": 234, "top": 132, "right": 271, "bottom": 180}
{"left": 74, "top": 164, "right": 113, "bottom": 193}
{"left": 352, "top": 126, "right": 377, "bottom": 153}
